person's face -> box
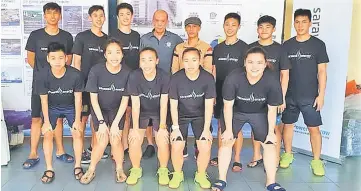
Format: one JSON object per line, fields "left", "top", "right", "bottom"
{"left": 257, "top": 23, "right": 275, "bottom": 40}
{"left": 89, "top": 9, "right": 105, "bottom": 29}
{"left": 47, "top": 51, "right": 66, "bottom": 69}
{"left": 152, "top": 12, "right": 168, "bottom": 33}
{"left": 183, "top": 51, "right": 200, "bottom": 74}
{"left": 44, "top": 9, "right": 61, "bottom": 26}
{"left": 294, "top": 15, "right": 311, "bottom": 35}
{"left": 223, "top": 18, "right": 240, "bottom": 37}
{"left": 244, "top": 53, "right": 267, "bottom": 78}
{"left": 118, "top": 8, "right": 133, "bottom": 26}
{"left": 139, "top": 50, "right": 159, "bottom": 75}
{"left": 185, "top": 24, "right": 200, "bottom": 38}
{"left": 104, "top": 43, "right": 123, "bottom": 67}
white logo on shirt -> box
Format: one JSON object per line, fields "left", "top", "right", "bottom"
{"left": 288, "top": 50, "right": 311, "bottom": 60}
{"left": 179, "top": 90, "right": 204, "bottom": 99}
{"left": 218, "top": 54, "right": 238, "bottom": 62}
{"left": 48, "top": 87, "right": 73, "bottom": 94}
{"left": 88, "top": 46, "right": 104, "bottom": 53}
{"left": 237, "top": 93, "right": 265, "bottom": 102}
{"left": 41, "top": 47, "right": 48, "bottom": 51}
{"left": 267, "top": 58, "right": 277, "bottom": 63}
{"left": 123, "top": 42, "right": 139, "bottom": 51}
{"left": 166, "top": 42, "right": 172, "bottom": 48}
{"left": 139, "top": 90, "right": 160, "bottom": 100}
{"left": 98, "top": 83, "right": 124, "bottom": 92}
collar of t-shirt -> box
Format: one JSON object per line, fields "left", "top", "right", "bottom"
{"left": 183, "top": 38, "right": 201, "bottom": 48}
{"left": 150, "top": 29, "right": 170, "bottom": 38}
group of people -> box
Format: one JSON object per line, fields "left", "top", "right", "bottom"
{"left": 21, "top": 2, "right": 329, "bottom": 191}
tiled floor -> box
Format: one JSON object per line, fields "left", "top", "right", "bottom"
{"left": 1, "top": 137, "right": 361, "bottom": 191}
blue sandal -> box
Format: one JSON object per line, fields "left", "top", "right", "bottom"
{"left": 56, "top": 153, "right": 74, "bottom": 163}
{"left": 211, "top": 180, "right": 227, "bottom": 191}
{"left": 267, "top": 183, "right": 286, "bottom": 191}
{"left": 23, "top": 158, "right": 40, "bottom": 169}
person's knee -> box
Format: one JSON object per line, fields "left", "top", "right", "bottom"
{"left": 171, "top": 140, "right": 185, "bottom": 153}
{"left": 196, "top": 140, "right": 211, "bottom": 153}
{"left": 155, "top": 136, "right": 169, "bottom": 148}
{"left": 32, "top": 118, "right": 42, "bottom": 126}
{"left": 71, "top": 129, "right": 82, "bottom": 140}
{"left": 308, "top": 127, "right": 320, "bottom": 135}
{"left": 44, "top": 131, "right": 54, "bottom": 140}
{"left": 110, "top": 135, "right": 122, "bottom": 146}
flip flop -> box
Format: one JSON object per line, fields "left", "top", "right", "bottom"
{"left": 23, "top": 158, "right": 40, "bottom": 169}
{"left": 211, "top": 180, "right": 227, "bottom": 191}
{"left": 247, "top": 159, "right": 263, "bottom": 168}
{"left": 232, "top": 162, "right": 243, "bottom": 172}
{"left": 210, "top": 157, "right": 218, "bottom": 166}
{"left": 56, "top": 153, "right": 74, "bottom": 163}
{"left": 266, "top": 183, "right": 286, "bottom": 191}
{"left": 41, "top": 170, "right": 55, "bottom": 184}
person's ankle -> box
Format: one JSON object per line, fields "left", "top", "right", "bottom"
{"left": 28, "top": 152, "right": 38, "bottom": 158}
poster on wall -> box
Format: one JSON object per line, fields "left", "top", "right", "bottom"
{"left": 1, "top": 0, "right": 109, "bottom": 136}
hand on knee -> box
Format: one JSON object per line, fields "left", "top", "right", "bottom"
{"left": 44, "top": 130, "right": 54, "bottom": 140}
{"left": 71, "top": 129, "right": 82, "bottom": 140}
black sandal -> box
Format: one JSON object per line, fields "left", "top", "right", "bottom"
{"left": 74, "top": 167, "right": 84, "bottom": 180}
{"left": 247, "top": 159, "right": 263, "bottom": 168}
{"left": 232, "top": 162, "right": 243, "bottom": 172}
{"left": 41, "top": 170, "right": 55, "bottom": 184}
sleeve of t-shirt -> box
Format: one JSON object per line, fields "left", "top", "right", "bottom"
{"left": 74, "top": 72, "right": 84, "bottom": 92}
{"left": 25, "top": 31, "right": 36, "bottom": 52}
{"left": 127, "top": 71, "right": 139, "bottom": 96}
{"left": 267, "top": 78, "right": 283, "bottom": 106}
{"left": 317, "top": 41, "right": 329, "bottom": 64}
{"left": 168, "top": 76, "right": 178, "bottom": 100}
{"left": 140, "top": 36, "right": 146, "bottom": 50}
{"left": 161, "top": 73, "right": 171, "bottom": 94}
{"left": 36, "top": 72, "right": 48, "bottom": 95}
{"left": 205, "top": 74, "right": 216, "bottom": 99}
{"left": 65, "top": 33, "right": 74, "bottom": 55}
{"left": 222, "top": 74, "right": 237, "bottom": 101}
{"left": 72, "top": 33, "right": 84, "bottom": 55}
{"left": 212, "top": 46, "right": 217, "bottom": 66}
{"left": 175, "top": 35, "right": 184, "bottom": 46}
{"left": 85, "top": 68, "right": 98, "bottom": 93}
{"left": 280, "top": 46, "right": 291, "bottom": 70}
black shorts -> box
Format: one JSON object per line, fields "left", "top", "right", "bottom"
{"left": 81, "top": 92, "right": 91, "bottom": 116}
{"left": 48, "top": 106, "right": 75, "bottom": 129}
{"left": 137, "top": 116, "right": 160, "bottom": 131}
{"left": 31, "top": 94, "right": 41, "bottom": 118}
{"left": 174, "top": 117, "right": 210, "bottom": 140}
{"left": 220, "top": 112, "right": 268, "bottom": 143}
{"left": 91, "top": 108, "right": 125, "bottom": 131}
{"left": 214, "top": 80, "right": 224, "bottom": 119}
{"left": 281, "top": 97, "right": 322, "bottom": 127}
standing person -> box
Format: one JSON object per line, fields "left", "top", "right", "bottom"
{"left": 23, "top": 2, "right": 74, "bottom": 169}
{"left": 280, "top": 9, "right": 329, "bottom": 176}
{"left": 111, "top": 3, "right": 140, "bottom": 157}
{"left": 37, "top": 42, "right": 84, "bottom": 183}
{"left": 247, "top": 15, "right": 291, "bottom": 168}
{"left": 212, "top": 47, "right": 285, "bottom": 191}
{"left": 168, "top": 48, "right": 215, "bottom": 189}
{"left": 126, "top": 47, "right": 171, "bottom": 185}
{"left": 209, "top": 13, "right": 249, "bottom": 171}
{"left": 80, "top": 39, "right": 131, "bottom": 184}
{"left": 140, "top": 9, "right": 183, "bottom": 158}
{"left": 72, "top": 5, "right": 109, "bottom": 164}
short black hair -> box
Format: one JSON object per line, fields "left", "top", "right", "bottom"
{"left": 182, "top": 47, "right": 200, "bottom": 59}
{"left": 224, "top": 12, "right": 241, "bottom": 25}
{"left": 88, "top": 5, "right": 104, "bottom": 16}
{"left": 140, "top": 47, "right": 158, "bottom": 59}
{"left": 294, "top": 9, "right": 312, "bottom": 21}
{"left": 43, "top": 2, "right": 61, "bottom": 14}
{"left": 116, "top": 3, "right": 133, "bottom": 15}
{"left": 244, "top": 46, "right": 273, "bottom": 70}
{"left": 104, "top": 38, "right": 123, "bottom": 51}
{"left": 257, "top": 15, "right": 276, "bottom": 27}
{"left": 47, "top": 42, "right": 65, "bottom": 54}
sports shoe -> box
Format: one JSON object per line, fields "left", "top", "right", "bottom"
{"left": 143, "top": 145, "right": 155, "bottom": 159}
{"left": 87, "top": 146, "right": 108, "bottom": 159}
{"left": 81, "top": 151, "right": 91, "bottom": 164}
{"left": 194, "top": 171, "right": 211, "bottom": 189}
{"left": 169, "top": 171, "right": 184, "bottom": 189}
{"left": 311, "top": 159, "right": 325, "bottom": 176}
{"left": 183, "top": 147, "right": 188, "bottom": 158}
{"left": 157, "top": 167, "right": 170, "bottom": 185}
{"left": 126, "top": 167, "right": 142, "bottom": 185}
{"left": 279, "top": 153, "right": 294, "bottom": 168}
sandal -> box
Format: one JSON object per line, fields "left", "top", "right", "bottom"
{"left": 115, "top": 168, "right": 127, "bottom": 183}
{"left": 23, "top": 158, "right": 40, "bottom": 169}
{"left": 247, "top": 159, "right": 263, "bottom": 168}
{"left": 56, "top": 153, "right": 74, "bottom": 163}
{"left": 211, "top": 180, "right": 227, "bottom": 191}
{"left": 80, "top": 169, "right": 96, "bottom": 184}
{"left": 41, "top": 170, "right": 55, "bottom": 184}
{"left": 266, "top": 183, "right": 286, "bottom": 191}
{"left": 74, "top": 167, "right": 84, "bottom": 180}
{"left": 210, "top": 157, "right": 218, "bottom": 166}
{"left": 232, "top": 162, "right": 243, "bottom": 172}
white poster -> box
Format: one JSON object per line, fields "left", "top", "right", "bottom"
{"left": 291, "top": 0, "right": 353, "bottom": 162}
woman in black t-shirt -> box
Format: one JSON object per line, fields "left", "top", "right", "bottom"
{"left": 212, "top": 47, "right": 285, "bottom": 191}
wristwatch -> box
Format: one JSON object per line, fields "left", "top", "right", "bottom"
{"left": 172, "top": 125, "right": 179, "bottom": 130}
{"left": 98, "top": 120, "right": 105, "bottom": 124}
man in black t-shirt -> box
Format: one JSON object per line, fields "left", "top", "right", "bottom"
{"left": 23, "top": 2, "right": 74, "bottom": 169}
{"left": 210, "top": 13, "right": 248, "bottom": 170}
{"left": 168, "top": 48, "right": 215, "bottom": 189}
{"left": 37, "top": 42, "right": 84, "bottom": 183}
{"left": 280, "top": 9, "right": 329, "bottom": 177}
{"left": 247, "top": 15, "right": 291, "bottom": 168}
{"left": 72, "top": 5, "right": 108, "bottom": 164}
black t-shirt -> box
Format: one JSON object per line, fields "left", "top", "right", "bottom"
{"left": 249, "top": 41, "right": 291, "bottom": 81}
{"left": 85, "top": 63, "right": 131, "bottom": 111}
{"left": 111, "top": 29, "right": 140, "bottom": 70}
{"left": 212, "top": 39, "right": 249, "bottom": 81}
{"left": 36, "top": 66, "right": 84, "bottom": 108}
{"left": 25, "top": 28, "right": 73, "bottom": 78}
{"left": 282, "top": 36, "right": 329, "bottom": 100}
{"left": 127, "top": 68, "right": 170, "bottom": 117}
{"left": 223, "top": 68, "right": 282, "bottom": 114}
{"left": 169, "top": 68, "right": 216, "bottom": 118}
{"left": 72, "top": 30, "right": 108, "bottom": 80}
